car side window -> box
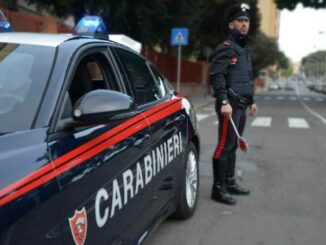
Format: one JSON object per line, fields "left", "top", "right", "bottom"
{"left": 149, "top": 65, "right": 168, "bottom": 98}
{"left": 59, "top": 52, "right": 118, "bottom": 120}
{"left": 115, "top": 48, "right": 163, "bottom": 105}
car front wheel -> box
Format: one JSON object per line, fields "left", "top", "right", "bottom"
{"left": 173, "top": 142, "right": 199, "bottom": 219}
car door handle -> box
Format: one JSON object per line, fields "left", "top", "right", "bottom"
{"left": 134, "top": 134, "right": 150, "bottom": 147}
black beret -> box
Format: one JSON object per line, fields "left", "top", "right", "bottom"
{"left": 228, "top": 3, "right": 250, "bottom": 22}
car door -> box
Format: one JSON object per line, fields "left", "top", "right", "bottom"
{"left": 112, "top": 48, "right": 187, "bottom": 223}
{"left": 48, "top": 46, "right": 151, "bottom": 245}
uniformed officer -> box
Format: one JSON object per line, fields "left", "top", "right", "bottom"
{"left": 209, "top": 3, "right": 258, "bottom": 205}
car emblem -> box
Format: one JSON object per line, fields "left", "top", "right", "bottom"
{"left": 68, "top": 207, "right": 88, "bottom": 245}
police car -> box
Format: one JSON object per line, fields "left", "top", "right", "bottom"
{"left": 0, "top": 16, "right": 200, "bottom": 245}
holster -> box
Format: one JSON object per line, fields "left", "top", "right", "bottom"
{"left": 228, "top": 88, "right": 250, "bottom": 108}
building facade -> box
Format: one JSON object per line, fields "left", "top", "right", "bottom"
{"left": 257, "top": 0, "right": 280, "bottom": 39}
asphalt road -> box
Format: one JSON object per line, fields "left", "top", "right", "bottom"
{"left": 149, "top": 82, "right": 326, "bottom": 245}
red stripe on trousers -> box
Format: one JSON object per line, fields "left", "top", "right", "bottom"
{"left": 213, "top": 116, "right": 229, "bottom": 159}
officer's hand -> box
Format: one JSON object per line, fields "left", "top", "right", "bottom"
{"left": 249, "top": 103, "right": 258, "bottom": 117}
{"left": 221, "top": 103, "right": 232, "bottom": 118}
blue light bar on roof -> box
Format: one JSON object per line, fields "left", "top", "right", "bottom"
{"left": 0, "top": 10, "right": 13, "bottom": 32}
{"left": 74, "top": 16, "right": 108, "bottom": 40}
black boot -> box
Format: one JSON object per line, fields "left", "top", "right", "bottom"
{"left": 211, "top": 185, "right": 237, "bottom": 205}
{"left": 211, "top": 159, "right": 236, "bottom": 205}
{"left": 225, "top": 177, "right": 250, "bottom": 195}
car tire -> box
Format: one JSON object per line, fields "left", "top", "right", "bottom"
{"left": 172, "top": 142, "right": 199, "bottom": 219}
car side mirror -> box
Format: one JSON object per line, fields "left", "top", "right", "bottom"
{"left": 73, "top": 90, "right": 137, "bottom": 123}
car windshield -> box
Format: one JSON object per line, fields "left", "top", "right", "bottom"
{"left": 0, "top": 43, "right": 56, "bottom": 133}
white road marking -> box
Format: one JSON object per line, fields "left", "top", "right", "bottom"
{"left": 290, "top": 96, "right": 297, "bottom": 101}
{"left": 316, "top": 98, "right": 324, "bottom": 102}
{"left": 251, "top": 117, "right": 272, "bottom": 127}
{"left": 265, "top": 96, "right": 271, "bottom": 100}
{"left": 276, "top": 96, "right": 284, "bottom": 100}
{"left": 303, "top": 97, "right": 311, "bottom": 101}
{"left": 196, "top": 114, "right": 210, "bottom": 121}
{"left": 203, "top": 107, "right": 215, "bottom": 112}
{"left": 288, "top": 118, "right": 310, "bottom": 129}
{"left": 214, "top": 121, "right": 219, "bottom": 125}
{"left": 296, "top": 84, "right": 326, "bottom": 126}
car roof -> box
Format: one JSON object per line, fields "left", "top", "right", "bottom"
{"left": 0, "top": 32, "right": 79, "bottom": 47}
{"left": 0, "top": 32, "right": 142, "bottom": 55}
{"left": 0, "top": 32, "right": 118, "bottom": 47}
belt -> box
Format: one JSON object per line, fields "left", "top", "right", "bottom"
{"left": 227, "top": 88, "right": 251, "bottom": 105}
{"left": 238, "top": 96, "right": 249, "bottom": 104}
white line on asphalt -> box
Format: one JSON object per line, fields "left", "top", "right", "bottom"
{"left": 265, "top": 96, "right": 271, "bottom": 100}
{"left": 288, "top": 118, "right": 310, "bottom": 128}
{"left": 214, "top": 121, "right": 219, "bottom": 125}
{"left": 196, "top": 114, "right": 210, "bottom": 121}
{"left": 251, "top": 117, "right": 272, "bottom": 127}
{"left": 316, "top": 98, "right": 324, "bottom": 102}
{"left": 290, "top": 96, "right": 297, "bottom": 101}
{"left": 296, "top": 85, "right": 326, "bottom": 126}
{"left": 276, "top": 96, "right": 284, "bottom": 100}
{"left": 303, "top": 97, "right": 311, "bottom": 101}
{"left": 203, "top": 107, "right": 215, "bottom": 112}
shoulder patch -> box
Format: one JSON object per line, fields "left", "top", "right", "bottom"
{"left": 223, "top": 41, "right": 231, "bottom": 46}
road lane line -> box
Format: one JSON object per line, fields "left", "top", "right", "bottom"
{"left": 296, "top": 85, "right": 326, "bottom": 126}
{"left": 276, "top": 96, "right": 284, "bottom": 100}
{"left": 203, "top": 107, "right": 215, "bottom": 112}
{"left": 251, "top": 117, "right": 272, "bottom": 127}
{"left": 288, "top": 118, "right": 310, "bottom": 129}
{"left": 196, "top": 114, "right": 210, "bottom": 121}
{"left": 290, "top": 96, "right": 297, "bottom": 101}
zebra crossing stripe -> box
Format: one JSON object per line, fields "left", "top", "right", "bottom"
{"left": 290, "top": 97, "right": 297, "bottom": 100}
{"left": 203, "top": 107, "right": 215, "bottom": 112}
{"left": 251, "top": 117, "right": 272, "bottom": 127}
{"left": 196, "top": 114, "right": 210, "bottom": 121}
{"left": 288, "top": 118, "right": 310, "bottom": 129}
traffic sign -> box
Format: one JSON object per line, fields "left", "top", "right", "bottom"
{"left": 171, "top": 28, "right": 188, "bottom": 46}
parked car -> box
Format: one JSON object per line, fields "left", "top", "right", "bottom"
{"left": 268, "top": 82, "right": 279, "bottom": 91}
{"left": 284, "top": 82, "right": 295, "bottom": 91}
{"left": 0, "top": 16, "right": 200, "bottom": 245}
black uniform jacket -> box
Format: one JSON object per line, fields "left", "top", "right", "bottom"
{"left": 210, "top": 33, "right": 254, "bottom": 105}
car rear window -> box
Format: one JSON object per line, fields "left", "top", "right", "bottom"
{"left": 0, "top": 43, "right": 55, "bottom": 133}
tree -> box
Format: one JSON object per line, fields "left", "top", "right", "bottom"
{"left": 251, "top": 31, "right": 289, "bottom": 77}
{"left": 274, "top": 0, "right": 326, "bottom": 10}
{"left": 301, "top": 51, "right": 326, "bottom": 77}
{"left": 25, "top": 0, "right": 287, "bottom": 78}
{"left": 25, "top": 0, "right": 204, "bottom": 54}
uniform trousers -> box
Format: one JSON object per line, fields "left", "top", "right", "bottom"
{"left": 212, "top": 99, "right": 248, "bottom": 186}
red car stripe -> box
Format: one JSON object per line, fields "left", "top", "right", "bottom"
{"left": 0, "top": 98, "right": 183, "bottom": 207}
{"left": 0, "top": 98, "right": 180, "bottom": 200}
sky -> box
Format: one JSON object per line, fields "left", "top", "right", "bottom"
{"left": 279, "top": 3, "right": 326, "bottom": 63}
